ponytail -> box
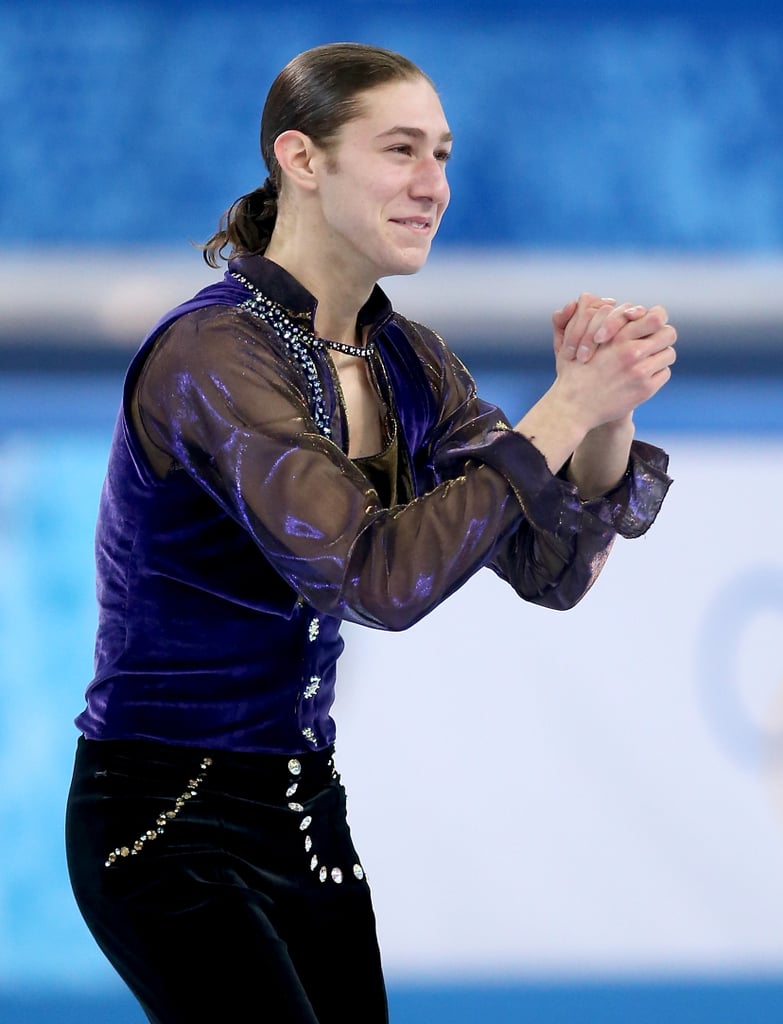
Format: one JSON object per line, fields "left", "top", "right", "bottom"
{"left": 199, "top": 177, "right": 278, "bottom": 268}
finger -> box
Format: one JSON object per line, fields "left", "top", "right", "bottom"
{"left": 629, "top": 335, "right": 677, "bottom": 407}
{"left": 552, "top": 300, "right": 578, "bottom": 356}
{"left": 644, "top": 347, "right": 677, "bottom": 398}
{"left": 592, "top": 304, "right": 647, "bottom": 346}
{"left": 640, "top": 326, "right": 678, "bottom": 361}
{"left": 623, "top": 305, "right": 669, "bottom": 338}
{"left": 613, "top": 307, "right": 674, "bottom": 351}
{"left": 576, "top": 303, "right": 647, "bottom": 363}
{"left": 552, "top": 299, "right": 578, "bottom": 335}
{"left": 604, "top": 340, "right": 676, "bottom": 419}
{"left": 562, "top": 293, "right": 615, "bottom": 358}
{"left": 645, "top": 337, "right": 677, "bottom": 370}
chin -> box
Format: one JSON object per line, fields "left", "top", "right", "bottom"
{"left": 392, "top": 262, "right": 427, "bottom": 278}
{"left": 386, "top": 248, "right": 432, "bottom": 278}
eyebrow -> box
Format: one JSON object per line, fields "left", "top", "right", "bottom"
{"left": 376, "top": 126, "right": 454, "bottom": 144}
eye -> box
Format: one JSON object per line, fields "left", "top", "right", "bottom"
{"left": 435, "top": 149, "right": 452, "bottom": 164}
{"left": 388, "top": 144, "right": 414, "bottom": 156}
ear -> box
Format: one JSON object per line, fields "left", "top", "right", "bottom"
{"left": 274, "top": 130, "right": 320, "bottom": 192}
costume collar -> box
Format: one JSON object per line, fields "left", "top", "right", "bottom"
{"left": 227, "top": 255, "right": 393, "bottom": 338}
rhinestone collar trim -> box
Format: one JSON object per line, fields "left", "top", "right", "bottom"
{"left": 230, "top": 272, "right": 375, "bottom": 359}
{"left": 230, "top": 272, "right": 331, "bottom": 437}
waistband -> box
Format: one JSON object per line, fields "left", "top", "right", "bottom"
{"left": 75, "top": 735, "right": 337, "bottom": 802}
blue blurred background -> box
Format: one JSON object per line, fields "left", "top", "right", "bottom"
{"left": 3, "top": 0, "right": 782, "bottom": 251}
{"left": 1, "top": 1, "right": 782, "bottom": 1021}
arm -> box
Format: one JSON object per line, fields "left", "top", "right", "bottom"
{"left": 479, "top": 293, "right": 676, "bottom": 605}
{"left": 412, "top": 294, "right": 675, "bottom": 607}
{"left": 547, "top": 294, "right": 676, "bottom": 498}
{"left": 135, "top": 307, "right": 671, "bottom": 629}
{"left": 134, "top": 308, "right": 533, "bottom": 631}
{"left": 510, "top": 296, "right": 674, "bottom": 495}
{"left": 409, "top": 325, "right": 672, "bottom": 610}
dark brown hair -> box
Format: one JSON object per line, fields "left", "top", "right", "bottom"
{"left": 201, "top": 43, "right": 430, "bottom": 267}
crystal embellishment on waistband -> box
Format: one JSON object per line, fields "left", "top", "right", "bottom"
{"left": 104, "top": 756, "right": 213, "bottom": 868}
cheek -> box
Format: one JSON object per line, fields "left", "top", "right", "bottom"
{"left": 345, "top": 179, "right": 389, "bottom": 221}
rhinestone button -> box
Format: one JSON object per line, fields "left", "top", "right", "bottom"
{"left": 303, "top": 676, "right": 321, "bottom": 699}
{"left": 287, "top": 758, "right": 302, "bottom": 776}
{"left": 331, "top": 867, "right": 343, "bottom": 884}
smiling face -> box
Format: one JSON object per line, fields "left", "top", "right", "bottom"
{"left": 310, "top": 76, "right": 452, "bottom": 287}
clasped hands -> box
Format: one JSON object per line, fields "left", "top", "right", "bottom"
{"left": 551, "top": 292, "right": 678, "bottom": 429}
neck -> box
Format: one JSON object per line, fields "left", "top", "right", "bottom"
{"left": 264, "top": 208, "right": 376, "bottom": 349}
{"left": 315, "top": 302, "right": 369, "bottom": 349}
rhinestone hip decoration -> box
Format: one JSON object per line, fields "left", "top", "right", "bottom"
{"left": 283, "top": 754, "right": 365, "bottom": 887}
{"left": 104, "top": 756, "right": 213, "bottom": 868}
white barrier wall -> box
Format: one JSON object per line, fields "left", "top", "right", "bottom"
{"left": 333, "top": 435, "right": 783, "bottom": 980}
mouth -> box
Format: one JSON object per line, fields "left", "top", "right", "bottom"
{"left": 390, "top": 217, "right": 432, "bottom": 234}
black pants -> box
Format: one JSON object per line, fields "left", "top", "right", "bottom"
{"left": 65, "top": 737, "right": 388, "bottom": 1024}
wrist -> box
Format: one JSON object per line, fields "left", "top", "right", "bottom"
{"left": 569, "top": 416, "right": 635, "bottom": 500}
{"left": 513, "top": 384, "right": 591, "bottom": 475}
{"left": 586, "top": 413, "right": 635, "bottom": 442}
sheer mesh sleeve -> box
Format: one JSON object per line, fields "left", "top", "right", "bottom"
{"left": 407, "top": 325, "right": 672, "bottom": 610}
{"left": 134, "top": 307, "right": 525, "bottom": 630}
{"left": 134, "top": 307, "right": 671, "bottom": 629}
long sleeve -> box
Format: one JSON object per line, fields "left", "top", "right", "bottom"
{"left": 403, "top": 324, "right": 672, "bottom": 610}
{"left": 134, "top": 306, "right": 526, "bottom": 631}
{"left": 135, "top": 305, "right": 671, "bottom": 630}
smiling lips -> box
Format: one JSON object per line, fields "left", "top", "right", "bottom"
{"left": 391, "top": 217, "right": 432, "bottom": 232}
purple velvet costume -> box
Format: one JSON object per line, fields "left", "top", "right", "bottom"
{"left": 75, "top": 256, "right": 671, "bottom": 755}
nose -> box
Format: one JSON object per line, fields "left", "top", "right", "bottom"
{"left": 410, "top": 156, "right": 450, "bottom": 206}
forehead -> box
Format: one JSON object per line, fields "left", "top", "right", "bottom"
{"left": 349, "top": 77, "right": 451, "bottom": 138}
